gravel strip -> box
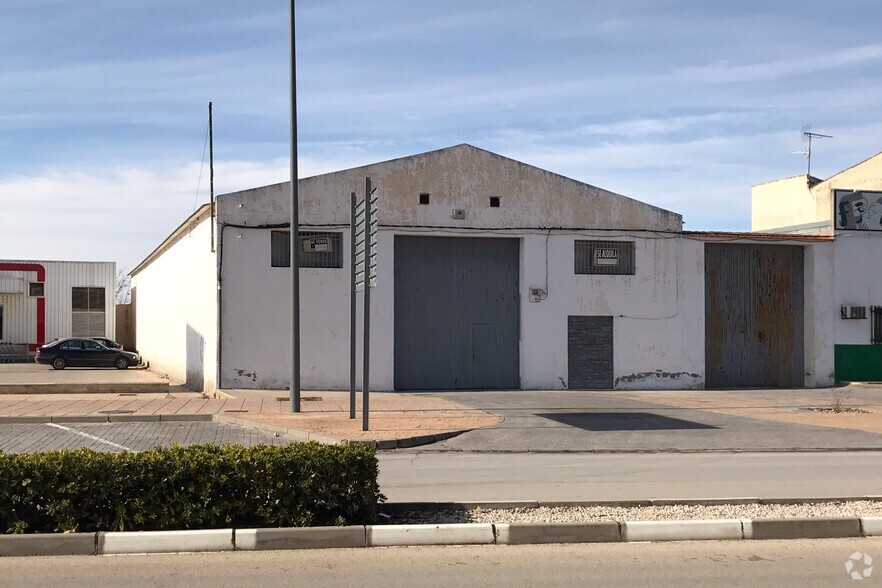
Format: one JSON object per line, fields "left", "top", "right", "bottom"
{"left": 387, "top": 501, "right": 882, "bottom": 525}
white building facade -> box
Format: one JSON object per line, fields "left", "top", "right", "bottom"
{"left": 0, "top": 260, "right": 116, "bottom": 356}
{"left": 134, "top": 145, "right": 834, "bottom": 392}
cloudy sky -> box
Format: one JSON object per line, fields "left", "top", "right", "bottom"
{"left": 3, "top": 0, "right": 882, "bottom": 270}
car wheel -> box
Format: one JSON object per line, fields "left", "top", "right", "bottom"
{"left": 52, "top": 357, "right": 66, "bottom": 370}
{"left": 114, "top": 356, "right": 130, "bottom": 370}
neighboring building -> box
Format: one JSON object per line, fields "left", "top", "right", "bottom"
{"left": 133, "top": 144, "right": 834, "bottom": 392}
{"left": 752, "top": 151, "right": 882, "bottom": 381}
{"left": 0, "top": 260, "right": 116, "bottom": 360}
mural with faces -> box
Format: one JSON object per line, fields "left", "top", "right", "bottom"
{"left": 836, "top": 189, "right": 882, "bottom": 231}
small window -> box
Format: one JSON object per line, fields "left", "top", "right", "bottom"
{"left": 575, "top": 240, "right": 635, "bottom": 275}
{"left": 873, "top": 306, "right": 882, "bottom": 345}
{"left": 419, "top": 193, "right": 430, "bottom": 205}
{"left": 271, "top": 231, "right": 343, "bottom": 268}
{"left": 489, "top": 196, "right": 500, "bottom": 208}
{"left": 29, "top": 282, "right": 44, "bottom": 297}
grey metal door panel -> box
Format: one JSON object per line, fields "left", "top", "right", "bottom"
{"left": 705, "top": 244, "right": 804, "bottom": 388}
{"left": 568, "top": 315, "right": 614, "bottom": 390}
{"left": 394, "top": 236, "right": 519, "bottom": 390}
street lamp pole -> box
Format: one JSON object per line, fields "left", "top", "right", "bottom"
{"left": 289, "top": 0, "right": 301, "bottom": 413}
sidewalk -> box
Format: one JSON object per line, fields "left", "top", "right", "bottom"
{"left": 0, "top": 389, "right": 501, "bottom": 447}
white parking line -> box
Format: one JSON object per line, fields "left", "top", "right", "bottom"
{"left": 46, "top": 423, "right": 135, "bottom": 452}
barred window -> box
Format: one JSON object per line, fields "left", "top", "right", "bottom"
{"left": 575, "top": 240, "right": 635, "bottom": 275}
{"left": 872, "top": 306, "right": 882, "bottom": 345}
{"left": 271, "top": 231, "right": 343, "bottom": 269}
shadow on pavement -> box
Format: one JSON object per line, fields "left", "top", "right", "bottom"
{"left": 538, "top": 412, "right": 719, "bottom": 431}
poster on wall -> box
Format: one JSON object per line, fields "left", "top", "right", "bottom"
{"left": 835, "top": 189, "right": 882, "bottom": 231}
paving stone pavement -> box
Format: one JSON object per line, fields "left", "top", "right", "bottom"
{"left": 0, "top": 421, "right": 288, "bottom": 453}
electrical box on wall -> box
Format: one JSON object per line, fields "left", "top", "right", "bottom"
{"left": 529, "top": 287, "right": 547, "bottom": 302}
{"left": 452, "top": 209, "right": 466, "bottom": 220}
{"left": 841, "top": 305, "right": 867, "bottom": 319}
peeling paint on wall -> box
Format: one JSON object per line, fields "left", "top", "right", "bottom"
{"left": 235, "top": 369, "right": 258, "bottom": 382}
{"left": 615, "top": 370, "right": 701, "bottom": 387}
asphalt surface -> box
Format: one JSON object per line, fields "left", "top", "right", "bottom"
{"left": 0, "top": 421, "right": 285, "bottom": 453}
{"left": 378, "top": 451, "right": 882, "bottom": 502}
{"left": 419, "top": 390, "right": 882, "bottom": 451}
{"left": 1, "top": 539, "right": 878, "bottom": 587}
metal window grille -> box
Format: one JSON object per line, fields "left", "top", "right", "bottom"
{"left": 271, "top": 230, "right": 343, "bottom": 269}
{"left": 872, "top": 306, "right": 882, "bottom": 345}
{"left": 574, "top": 240, "right": 635, "bottom": 275}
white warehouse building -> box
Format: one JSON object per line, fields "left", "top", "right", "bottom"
{"left": 131, "top": 145, "right": 834, "bottom": 393}
{"left": 0, "top": 260, "right": 116, "bottom": 360}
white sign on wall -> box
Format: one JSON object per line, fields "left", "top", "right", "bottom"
{"left": 594, "top": 248, "right": 619, "bottom": 266}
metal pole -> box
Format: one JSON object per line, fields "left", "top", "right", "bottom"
{"left": 349, "top": 192, "right": 357, "bottom": 420}
{"left": 289, "top": 0, "right": 301, "bottom": 413}
{"left": 209, "top": 102, "right": 215, "bottom": 252}
{"left": 362, "top": 177, "right": 371, "bottom": 431}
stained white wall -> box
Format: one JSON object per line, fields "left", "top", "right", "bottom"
{"left": 0, "top": 260, "right": 115, "bottom": 345}
{"left": 834, "top": 232, "right": 882, "bottom": 345}
{"left": 520, "top": 233, "right": 705, "bottom": 390}
{"left": 218, "top": 225, "right": 706, "bottom": 391}
{"left": 131, "top": 213, "right": 217, "bottom": 391}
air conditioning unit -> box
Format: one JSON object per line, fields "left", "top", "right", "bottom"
{"left": 841, "top": 305, "right": 867, "bottom": 320}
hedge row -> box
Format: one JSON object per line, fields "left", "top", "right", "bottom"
{"left": 0, "top": 443, "right": 382, "bottom": 534}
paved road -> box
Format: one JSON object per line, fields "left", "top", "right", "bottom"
{"left": 420, "top": 391, "right": 882, "bottom": 451}
{"left": 0, "top": 421, "right": 284, "bottom": 452}
{"left": 1, "top": 539, "right": 878, "bottom": 587}
{"left": 379, "top": 451, "right": 882, "bottom": 502}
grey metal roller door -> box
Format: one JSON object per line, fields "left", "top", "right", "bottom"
{"left": 705, "top": 244, "right": 804, "bottom": 388}
{"left": 394, "top": 236, "right": 520, "bottom": 390}
{"left": 568, "top": 315, "right": 614, "bottom": 390}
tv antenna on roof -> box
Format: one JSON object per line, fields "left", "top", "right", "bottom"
{"left": 793, "top": 125, "right": 832, "bottom": 177}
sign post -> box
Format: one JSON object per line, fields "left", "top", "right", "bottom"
{"left": 351, "top": 177, "right": 378, "bottom": 431}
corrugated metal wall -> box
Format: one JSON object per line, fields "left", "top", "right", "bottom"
{"left": 0, "top": 261, "right": 115, "bottom": 345}
{"left": 567, "top": 315, "right": 614, "bottom": 389}
{"left": 394, "top": 236, "right": 520, "bottom": 390}
{"left": 705, "top": 244, "right": 804, "bottom": 388}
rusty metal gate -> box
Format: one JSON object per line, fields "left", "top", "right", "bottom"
{"left": 705, "top": 244, "right": 804, "bottom": 388}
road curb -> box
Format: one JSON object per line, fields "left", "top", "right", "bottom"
{"left": 496, "top": 522, "right": 621, "bottom": 544}
{"left": 0, "top": 414, "right": 213, "bottom": 424}
{"left": 367, "top": 523, "right": 495, "bottom": 547}
{"left": 212, "top": 413, "right": 468, "bottom": 449}
{"left": 235, "top": 526, "right": 366, "bottom": 550}
{"left": 6, "top": 514, "right": 882, "bottom": 557}
{"left": 745, "top": 517, "right": 863, "bottom": 540}
{"left": 98, "top": 529, "right": 234, "bottom": 554}
{"left": 624, "top": 519, "right": 744, "bottom": 542}
{"left": 381, "top": 496, "right": 882, "bottom": 512}
{"left": 0, "top": 533, "right": 97, "bottom": 556}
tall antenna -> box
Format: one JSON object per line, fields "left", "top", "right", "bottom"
{"left": 801, "top": 126, "right": 833, "bottom": 177}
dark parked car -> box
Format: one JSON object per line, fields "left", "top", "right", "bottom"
{"left": 35, "top": 338, "right": 140, "bottom": 370}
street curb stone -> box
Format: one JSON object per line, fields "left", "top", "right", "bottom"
{"left": 367, "top": 523, "right": 495, "bottom": 547}
{"left": 624, "top": 519, "right": 744, "bottom": 542}
{"left": 861, "top": 517, "right": 882, "bottom": 536}
{"left": 235, "top": 527, "right": 366, "bottom": 550}
{"left": 496, "top": 522, "right": 621, "bottom": 544}
{"left": 746, "top": 517, "right": 862, "bottom": 540}
{"left": 0, "top": 533, "right": 97, "bottom": 556}
{"left": 98, "top": 529, "right": 234, "bottom": 554}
